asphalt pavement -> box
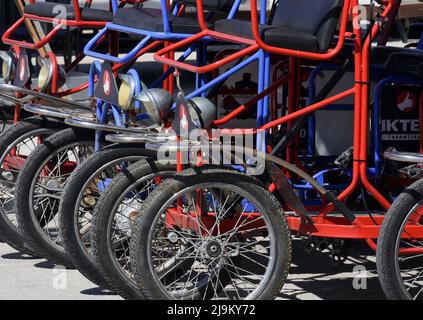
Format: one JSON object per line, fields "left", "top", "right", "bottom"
{"left": 0, "top": 239, "right": 385, "bottom": 300}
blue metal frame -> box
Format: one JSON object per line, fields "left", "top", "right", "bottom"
{"left": 89, "top": 62, "right": 148, "bottom": 151}
{"left": 84, "top": 0, "right": 243, "bottom": 64}
{"left": 84, "top": 0, "right": 273, "bottom": 156}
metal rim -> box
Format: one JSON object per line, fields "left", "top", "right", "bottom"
{"left": 0, "top": 128, "right": 52, "bottom": 230}
{"left": 146, "top": 182, "right": 276, "bottom": 300}
{"left": 394, "top": 201, "right": 423, "bottom": 300}
{"left": 72, "top": 156, "right": 145, "bottom": 258}
{"left": 29, "top": 141, "right": 94, "bottom": 249}
{"left": 105, "top": 170, "right": 174, "bottom": 283}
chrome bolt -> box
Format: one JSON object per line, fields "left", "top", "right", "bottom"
{"left": 167, "top": 232, "right": 178, "bottom": 243}
{"left": 1, "top": 171, "right": 13, "bottom": 181}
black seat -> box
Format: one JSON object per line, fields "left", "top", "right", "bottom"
{"left": 214, "top": 19, "right": 264, "bottom": 40}
{"left": 113, "top": 0, "right": 236, "bottom": 33}
{"left": 113, "top": 7, "right": 162, "bottom": 28}
{"left": 179, "top": 0, "right": 235, "bottom": 13}
{"left": 113, "top": 7, "right": 213, "bottom": 33}
{"left": 371, "top": 46, "right": 419, "bottom": 65}
{"left": 215, "top": 0, "right": 343, "bottom": 53}
{"left": 24, "top": 2, "right": 113, "bottom": 22}
{"left": 215, "top": 20, "right": 319, "bottom": 51}
{"left": 385, "top": 51, "right": 423, "bottom": 79}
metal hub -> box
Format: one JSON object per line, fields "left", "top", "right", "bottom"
{"left": 206, "top": 241, "right": 223, "bottom": 258}
{"left": 46, "top": 179, "right": 60, "bottom": 189}
{"left": 1, "top": 171, "right": 13, "bottom": 181}
{"left": 167, "top": 232, "right": 179, "bottom": 243}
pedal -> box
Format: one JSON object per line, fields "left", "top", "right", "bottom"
{"left": 334, "top": 147, "right": 354, "bottom": 169}
{"left": 399, "top": 164, "right": 423, "bottom": 179}
{"left": 305, "top": 237, "right": 329, "bottom": 255}
{"left": 330, "top": 239, "right": 351, "bottom": 265}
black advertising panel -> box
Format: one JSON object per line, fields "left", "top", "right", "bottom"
{"left": 380, "top": 84, "right": 423, "bottom": 152}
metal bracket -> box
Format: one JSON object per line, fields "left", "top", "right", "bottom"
{"left": 266, "top": 162, "right": 314, "bottom": 224}
{"left": 0, "top": 84, "right": 91, "bottom": 110}
{"left": 23, "top": 104, "right": 94, "bottom": 120}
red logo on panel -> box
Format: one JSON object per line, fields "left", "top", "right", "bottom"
{"left": 396, "top": 91, "right": 416, "bottom": 112}
{"left": 103, "top": 71, "right": 111, "bottom": 97}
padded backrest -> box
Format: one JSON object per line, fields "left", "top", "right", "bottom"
{"left": 271, "top": 0, "right": 344, "bottom": 51}
{"left": 179, "top": 0, "right": 235, "bottom": 13}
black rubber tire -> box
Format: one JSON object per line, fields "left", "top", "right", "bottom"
{"left": 0, "top": 118, "right": 61, "bottom": 256}
{"left": 59, "top": 147, "right": 153, "bottom": 289}
{"left": 377, "top": 178, "right": 423, "bottom": 300}
{"left": 91, "top": 159, "right": 176, "bottom": 300}
{"left": 130, "top": 167, "right": 292, "bottom": 300}
{"left": 15, "top": 127, "right": 95, "bottom": 267}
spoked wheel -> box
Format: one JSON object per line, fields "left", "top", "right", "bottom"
{"left": 59, "top": 147, "right": 154, "bottom": 288}
{"left": 130, "top": 168, "right": 292, "bottom": 300}
{"left": 15, "top": 128, "right": 95, "bottom": 267}
{"left": 0, "top": 119, "right": 59, "bottom": 256}
{"left": 91, "top": 159, "right": 176, "bottom": 299}
{"left": 377, "top": 178, "right": 423, "bottom": 300}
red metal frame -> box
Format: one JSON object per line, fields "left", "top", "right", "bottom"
{"left": 58, "top": 40, "right": 163, "bottom": 98}
{"left": 153, "top": 0, "right": 352, "bottom": 73}
{"left": 166, "top": 210, "right": 423, "bottom": 242}
{"left": 163, "top": 0, "right": 405, "bottom": 245}
{"left": 1, "top": 0, "right": 114, "bottom": 99}
{"left": 1, "top": 0, "right": 187, "bottom": 112}
{"left": 270, "top": 59, "right": 289, "bottom": 132}
{"left": 250, "top": 0, "right": 352, "bottom": 60}
{"left": 257, "top": 0, "right": 397, "bottom": 242}
{"left": 212, "top": 73, "right": 291, "bottom": 126}
{"left": 2, "top": 0, "right": 110, "bottom": 50}
{"left": 154, "top": 31, "right": 259, "bottom": 74}
{"left": 153, "top": 0, "right": 260, "bottom": 73}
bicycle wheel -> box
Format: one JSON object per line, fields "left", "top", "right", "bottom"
{"left": 377, "top": 178, "right": 423, "bottom": 300}
{"left": 131, "top": 167, "right": 292, "bottom": 300}
{"left": 15, "top": 127, "right": 95, "bottom": 267}
{"left": 59, "top": 147, "right": 154, "bottom": 288}
{"left": 0, "top": 118, "right": 60, "bottom": 256}
{"left": 91, "top": 159, "right": 176, "bottom": 299}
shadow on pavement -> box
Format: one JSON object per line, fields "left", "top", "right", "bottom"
{"left": 278, "top": 239, "right": 386, "bottom": 300}
{"left": 2, "top": 252, "right": 39, "bottom": 260}
{"left": 80, "top": 287, "right": 116, "bottom": 296}
{"left": 34, "top": 261, "right": 59, "bottom": 269}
